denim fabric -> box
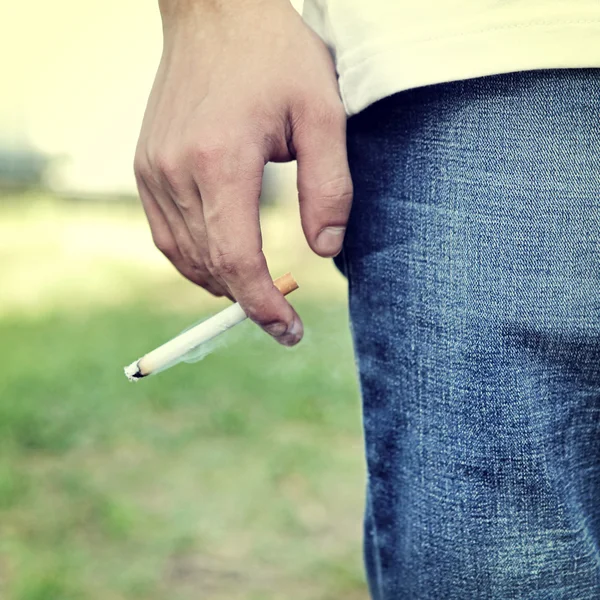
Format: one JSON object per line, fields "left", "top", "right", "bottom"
{"left": 341, "top": 70, "right": 600, "bottom": 599}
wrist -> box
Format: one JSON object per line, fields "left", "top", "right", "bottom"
{"left": 159, "top": 0, "right": 289, "bottom": 25}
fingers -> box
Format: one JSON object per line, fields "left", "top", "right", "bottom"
{"left": 197, "top": 149, "right": 303, "bottom": 346}
{"left": 163, "top": 173, "right": 233, "bottom": 299}
{"left": 293, "top": 98, "right": 353, "bottom": 258}
{"left": 134, "top": 166, "right": 230, "bottom": 298}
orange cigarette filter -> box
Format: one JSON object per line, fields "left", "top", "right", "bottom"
{"left": 274, "top": 272, "right": 299, "bottom": 296}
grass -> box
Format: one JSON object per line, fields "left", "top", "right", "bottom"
{"left": 0, "top": 195, "right": 367, "bottom": 600}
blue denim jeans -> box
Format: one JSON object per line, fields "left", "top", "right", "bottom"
{"left": 340, "top": 69, "right": 600, "bottom": 599}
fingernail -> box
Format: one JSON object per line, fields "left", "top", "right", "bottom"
{"left": 316, "top": 226, "right": 346, "bottom": 256}
{"left": 280, "top": 317, "right": 303, "bottom": 347}
{"left": 264, "top": 322, "right": 287, "bottom": 337}
{"left": 289, "top": 317, "right": 303, "bottom": 338}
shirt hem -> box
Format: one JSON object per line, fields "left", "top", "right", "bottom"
{"left": 337, "top": 21, "right": 600, "bottom": 116}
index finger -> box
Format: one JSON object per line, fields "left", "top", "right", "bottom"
{"left": 197, "top": 156, "right": 303, "bottom": 346}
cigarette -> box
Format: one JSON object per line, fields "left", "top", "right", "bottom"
{"left": 124, "top": 273, "right": 299, "bottom": 382}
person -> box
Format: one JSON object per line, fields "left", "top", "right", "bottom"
{"left": 134, "top": 1, "right": 600, "bottom": 597}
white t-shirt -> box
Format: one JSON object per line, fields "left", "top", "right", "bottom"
{"left": 303, "top": 1, "right": 600, "bottom": 115}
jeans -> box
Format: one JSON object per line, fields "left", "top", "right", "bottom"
{"left": 340, "top": 69, "right": 600, "bottom": 599}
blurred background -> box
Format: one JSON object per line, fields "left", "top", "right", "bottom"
{"left": 1, "top": 1, "right": 366, "bottom": 599}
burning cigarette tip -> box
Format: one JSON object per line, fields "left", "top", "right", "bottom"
{"left": 124, "top": 361, "right": 145, "bottom": 382}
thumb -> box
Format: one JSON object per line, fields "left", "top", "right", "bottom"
{"left": 293, "top": 99, "right": 353, "bottom": 258}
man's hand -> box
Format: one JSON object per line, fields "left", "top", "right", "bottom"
{"left": 134, "top": 0, "right": 352, "bottom": 347}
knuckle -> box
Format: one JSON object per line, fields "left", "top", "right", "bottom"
{"left": 204, "top": 256, "right": 219, "bottom": 278}
{"left": 153, "top": 153, "right": 182, "bottom": 190}
{"left": 211, "top": 249, "right": 259, "bottom": 279}
{"left": 190, "top": 142, "right": 228, "bottom": 177}
{"left": 172, "top": 193, "right": 195, "bottom": 212}
{"left": 180, "top": 247, "right": 206, "bottom": 273}
{"left": 212, "top": 252, "right": 240, "bottom": 278}
{"left": 301, "top": 175, "right": 353, "bottom": 212}
{"left": 140, "top": 154, "right": 162, "bottom": 190}
{"left": 319, "top": 176, "right": 353, "bottom": 204}
{"left": 152, "top": 231, "right": 177, "bottom": 259}
{"left": 133, "top": 154, "right": 150, "bottom": 182}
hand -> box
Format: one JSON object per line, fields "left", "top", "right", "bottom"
{"left": 134, "top": 0, "right": 352, "bottom": 346}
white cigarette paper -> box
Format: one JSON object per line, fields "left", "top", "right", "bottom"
{"left": 124, "top": 273, "right": 298, "bottom": 381}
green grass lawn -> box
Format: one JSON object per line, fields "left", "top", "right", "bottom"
{"left": 0, "top": 196, "right": 367, "bottom": 600}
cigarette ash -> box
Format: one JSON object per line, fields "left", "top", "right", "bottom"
{"left": 124, "top": 361, "right": 144, "bottom": 382}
